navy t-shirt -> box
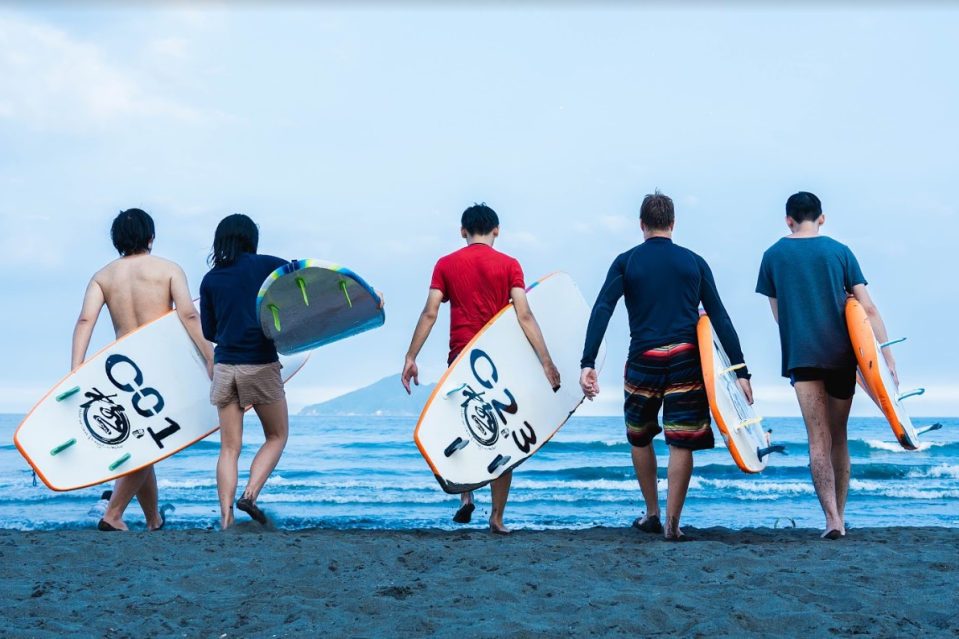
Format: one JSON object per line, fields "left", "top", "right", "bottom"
{"left": 581, "top": 237, "right": 748, "bottom": 378}
{"left": 200, "top": 253, "right": 289, "bottom": 365}
{"left": 756, "top": 236, "right": 867, "bottom": 377}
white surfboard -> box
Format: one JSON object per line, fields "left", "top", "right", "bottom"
{"left": 414, "top": 272, "right": 606, "bottom": 494}
{"left": 14, "top": 309, "right": 308, "bottom": 491}
{"left": 697, "top": 314, "right": 783, "bottom": 473}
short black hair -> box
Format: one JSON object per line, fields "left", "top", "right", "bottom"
{"left": 461, "top": 202, "right": 499, "bottom": 236}
{"left": 209, "top": 213, "right": 259, "bottom": 268}
{"left": 785, "top": 191, "right": 823, "bottom": 223}
{"left": 639, "top": 190, "right": 674, "bottom": 231}
{"left": 111, "top": 208, "right": 155, "bottom": 256}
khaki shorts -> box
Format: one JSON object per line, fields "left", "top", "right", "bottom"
{"left": 211, "top": 362, "right": 285, "bottom": 408}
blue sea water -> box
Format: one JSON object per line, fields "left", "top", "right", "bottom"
{"left": 1, "top": 413, "right": 957, "bottom": 531}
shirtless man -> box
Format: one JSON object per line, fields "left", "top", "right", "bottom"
{"left": 72, "top": 208, "right": 214, "bottom": 531}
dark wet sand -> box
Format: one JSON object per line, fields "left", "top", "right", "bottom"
{"left": 2, "top": 526, "right": 957, "bottom": 637}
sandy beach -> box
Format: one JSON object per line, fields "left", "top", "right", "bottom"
{"left": 2, "top": 525, "right": 957, "bottom": 637}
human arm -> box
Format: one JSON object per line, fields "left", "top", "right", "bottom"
{"left": 172, "top": 267, "right": 215, "bottom": 379}
{"left": 767, "top": 297, "right": 779, "bottom": 324}
{"left": 851, "top": 283, "right": 897, "bottom": 386}
{"left": 511, "top": 288, "right": 561, "bottom": 390}
{"left": 699, "top": 257, "right": 750, "bottom": 380}
{"left": 578, "top": 258, "right": 626, "bottom": 399}
{"left": 71, "top": 277, "right": 106, "bottom": 370}
{"left": 402, "top": 289, "right": 443, "bottom": 394}
{"left": 374, "top": 290, "right": 385, "bottom": 310}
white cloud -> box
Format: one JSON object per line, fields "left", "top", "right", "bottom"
{"left": 0, "top": 15, "right": 203, "bottom": 131}
{"left": 146, "top": 37, "right": 191, "bottom": 64}
{"left": 600, "top": 214, "right": 636, "bottom": 233}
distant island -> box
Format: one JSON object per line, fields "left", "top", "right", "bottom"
{"left": 299, "top": 375, "right": 437, "bottom": 416}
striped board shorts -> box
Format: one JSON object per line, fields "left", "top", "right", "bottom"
{"left": 623, "top": 343, "right": 713, "bottom": 451}
{"left": 210, "top": 362, "right": 285, "bottom": 409}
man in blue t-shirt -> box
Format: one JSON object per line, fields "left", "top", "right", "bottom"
{"left": 580, "top": 190, "right": 752, "bottom": 541}
{"left": 756, "top": 191, "right": 896, "bottom": 540}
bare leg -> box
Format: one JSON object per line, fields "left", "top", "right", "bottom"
{"left": 101, "top": 466, "right": 152, "bottom": 530}
{"left": 631, "top": 444, "right": 660, "bottom": 521}
{"left": 489, "top": 470, "right": 512, "bottom": 533}
{"left": 461, "top": 490, "right": 474, "bottom": 507}
{"left": 134, "top": 465, "right": 164, "bottom": 530}
{"left": 665, "top": 446, "right": 693, "bottom": 538}
{"left": 795, "top": 381, "right": 843, "bottom": 536}
{"left": 216, "top": 403, "right": 245, "bottom": 530}
{"left": 827, "top": 393, "right": 853, "bottom": 532}
{"left": 242, "top": 398, "right": 289, "bottom": 502}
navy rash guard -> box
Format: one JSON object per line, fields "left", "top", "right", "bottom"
{"left": 200, "top": 252, "right": 289, "bottom": 365}
{"left": 580, "top": 237, "right": 749, "bottom": 378}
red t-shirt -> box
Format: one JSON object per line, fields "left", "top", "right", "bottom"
{"left": 430, "top": 243, "right": 525, "bottom": 363}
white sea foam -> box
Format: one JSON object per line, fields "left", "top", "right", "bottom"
{"left": 862, "top": 439, "right": 947, "bottom": 453}
{"left": 908, "top": 464, "right": 959, "bottom": 479}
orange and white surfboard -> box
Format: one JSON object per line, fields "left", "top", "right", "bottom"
{"left": 698, "top": 314, "right": 783, "bottom": 473}
{"left": 413, "top": 272, "right": 605, "bottom": 494}
{"left": 845, "top": 298, "right": 939, "bottom": 450}
{"left": 14, "top": 307, "right": 309, "bottom": 491}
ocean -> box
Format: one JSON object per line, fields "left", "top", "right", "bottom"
{"left": 1, "top": 413, "right": 957, "bottom": 531}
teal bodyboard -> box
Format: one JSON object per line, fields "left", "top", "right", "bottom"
{"left": 256, "top": 259, "right": 384, "bottom": 356}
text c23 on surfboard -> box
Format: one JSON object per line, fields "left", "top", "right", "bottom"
{"left": 77, "top": 354, "right": 183, "bottom": 450}
{"left": 455, "top": 350, "right": 538, "bottom": 454}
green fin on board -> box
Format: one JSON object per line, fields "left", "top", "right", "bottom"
{"left": 56, "top": 387, "right": 81, "bottom": 402}
{"left": 339, "top": 280, "right": 352, "bottom": 308}
{"left": 50, "top": 438, "right": 76, "bottom": 456}
{"left": 109, "top": 453, "right": 131, "bottom": 471}
{"left": 296, "top": 277, "right": 309, "bottom": 306}
{"left": 268, "top": 303, "right": 281, "bottom": 332}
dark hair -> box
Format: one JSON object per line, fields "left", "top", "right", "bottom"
{"left": 785, "top": 191, "right": 823, "bottom": 223}
{"left": 209, "top": 214, "right": 259, "bottom": 268}
{"left": 110, "top": 208, "right": 155, "bottom": 256}
{"left": 461, "top": 202, "right": 500, "bottom": 236}
{"left": 639, "top": 190, "right": 674, "bottom": 230}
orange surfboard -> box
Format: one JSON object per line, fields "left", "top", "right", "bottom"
{"left": 845, "top": 298, "right": 939, "bottom": 450}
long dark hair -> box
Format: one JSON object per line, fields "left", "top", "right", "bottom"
{"left": 208, "top": 214, "right": 259, "bottom": 268}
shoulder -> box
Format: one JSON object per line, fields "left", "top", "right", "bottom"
{"left": 151, "top": 255, "right": 186, "bottom": 277}
{"left": 253, "top": 253, "right": 287, "bottom": 268}
{"left": 497, "top": 250, "right": 521, "bottom": 268}
{"left": 674, "top": 244, "right": 707, "bottom": 269}
{"left": 762, "top": 238, "right": 789, "bottom": 257}
{"left": 822, "top": 236, "right": 855, "bottom": 254}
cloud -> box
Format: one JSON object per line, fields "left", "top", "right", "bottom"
{"left": 600, "top": 215, "right": 636, "bottom": 233}
{"left": 0, "top": 15, "right": 203, "bottom": 132}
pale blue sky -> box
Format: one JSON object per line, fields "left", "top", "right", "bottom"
{"left": 1, "top": 5, "right": 956, "bottom": 417}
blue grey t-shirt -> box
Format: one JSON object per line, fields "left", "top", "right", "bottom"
{"left": 756, "top": 236, "right": 867, "bottom": 377}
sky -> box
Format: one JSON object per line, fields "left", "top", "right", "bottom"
{"left": 0, "top": 4, "right": 957, "bottom": 418}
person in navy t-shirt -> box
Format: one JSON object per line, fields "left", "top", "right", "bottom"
{"left": 401, "top": 203, "right": 561, "bottom": 535}
{"left": 757, "top": 191, "right": 896, "bottom": 540}
{"left": 200, "top": 214, "right": 291, "bottom": 531}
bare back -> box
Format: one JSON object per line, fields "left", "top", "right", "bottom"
{"left": 94, "top": 254, "right": 179, "bottom": 338}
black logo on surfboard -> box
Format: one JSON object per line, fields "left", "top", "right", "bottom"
{"left": 450, "top": 349, "right": 538, "bottom": 454}
{"left": 77, "top": 354, "right": 182, "bottom": 450}
{"left": 81, "top": 389, "right": 131, "bottom": 445}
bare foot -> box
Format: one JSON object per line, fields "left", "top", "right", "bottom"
{"left": 146, "top": 511, "right": 164, "bottom": 531}
{"left": 490, "top": 523, "right": 511, "bottom": 536}
{"left": 664, "top": 516, "right": 686, "bottom": 541}
{"left": 98, "top": 516, "right": 128, "bottom": 531}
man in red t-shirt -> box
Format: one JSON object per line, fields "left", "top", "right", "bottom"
{"left": 402, "top": 203, "right": 561, "bottom": 534}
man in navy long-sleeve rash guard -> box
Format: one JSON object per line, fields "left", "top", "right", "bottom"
{"left": 579, "top": 190, "right": 753, "bottom": 541}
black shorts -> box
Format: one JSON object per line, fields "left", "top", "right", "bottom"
{"left": 789, "top": 367, "right": 857, "bottom": 400}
